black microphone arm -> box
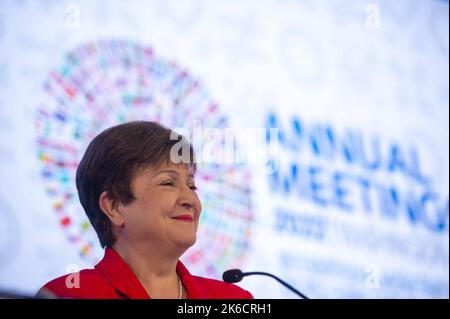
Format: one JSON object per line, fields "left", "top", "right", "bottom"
{"left": 222, "top": 269, "right": 309, "bottom": 299}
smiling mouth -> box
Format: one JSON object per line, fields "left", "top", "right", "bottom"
{"left": 171, "top": 215, "right": 194, "bottom": 222}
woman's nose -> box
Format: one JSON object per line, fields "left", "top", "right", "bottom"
{"left": 178, "top": 185, "right": 196, "bottom": 209}
{"left": 181, "top": 201, "right": 193, "bottom": 209}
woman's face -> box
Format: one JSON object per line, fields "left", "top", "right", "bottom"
{"left": 119, "top": 163, "right": 202, "bottom": 253}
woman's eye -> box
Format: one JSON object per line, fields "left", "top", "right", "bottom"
{"left": 160, "top": 180, "right": 197, "bottom": 190}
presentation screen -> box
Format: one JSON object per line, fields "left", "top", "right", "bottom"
{"left": 0, "top": 0, "right": 448, "bottom": 298}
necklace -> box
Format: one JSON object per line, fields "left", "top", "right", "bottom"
{"left": 177, "top": 274, "right": 183, "bottom": 299}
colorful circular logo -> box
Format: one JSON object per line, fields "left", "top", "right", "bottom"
{"left": 35, "top": 39, "right": 253, "bottom": 278}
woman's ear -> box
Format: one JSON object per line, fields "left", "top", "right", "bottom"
{"left": 99, "top": 191, "right": 125, "bottom": 227}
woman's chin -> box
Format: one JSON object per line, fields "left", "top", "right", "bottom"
{"left": 173, "top": 234, "right": 196, "bottom": 250}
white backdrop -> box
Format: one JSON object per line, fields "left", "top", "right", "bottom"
{"left": 0, "top": 0, "right": 448, "bottom": 298}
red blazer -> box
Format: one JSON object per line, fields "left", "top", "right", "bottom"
{"left": 39, "top": 247, "right": 253, "bottom": 299}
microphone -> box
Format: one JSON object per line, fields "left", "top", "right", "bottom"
{"left": 223, "top": 269, "right": 309, "bottom": 299}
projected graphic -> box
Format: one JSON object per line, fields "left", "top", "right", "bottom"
{"left": 35, "top": 39, "right": 253, "bottom": 277}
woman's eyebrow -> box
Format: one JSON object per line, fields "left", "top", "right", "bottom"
{"left": 157, "top": 169, "right": 179, "bottom": 176}
{"left": 155, "top": 169, "right": 195, "bottom": 179}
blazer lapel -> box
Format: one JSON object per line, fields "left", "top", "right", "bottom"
{"left": 95, "top": 247, "right": 150, "bottom": 299}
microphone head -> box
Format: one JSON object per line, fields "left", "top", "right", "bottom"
{"left": 222, "top": 269, "right": 244, "bottom": 283}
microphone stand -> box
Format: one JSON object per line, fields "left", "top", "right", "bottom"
{"left": 243, "top": 271, "right": 309, "bottom": 299}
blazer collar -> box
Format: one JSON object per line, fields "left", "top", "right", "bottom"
{"left": 95, "top": 247, "right": 149, "bottom": 298}
{"left": 95, "top": 247, "right": 207, "bottom": 299}
{"left": 176, "top": 258, "right": 206, "bottom": 299}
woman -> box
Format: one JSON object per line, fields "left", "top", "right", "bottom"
{"left": 38, "top": 121, "right": 253, "bottom": 299}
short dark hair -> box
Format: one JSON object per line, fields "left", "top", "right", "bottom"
{"left": 76, "top": 121, "right": 196, "bottom": 248}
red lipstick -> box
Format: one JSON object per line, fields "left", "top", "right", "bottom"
{"left": 172, "top": 214, "right": 194, "bottom": 222}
